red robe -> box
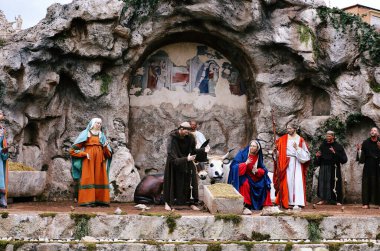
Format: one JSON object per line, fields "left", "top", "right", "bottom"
{"left": 273, "top": 134, "right": 309, "bottom": 209}
{"left": 238, "top": 154, "right": 272, "bottom": 207}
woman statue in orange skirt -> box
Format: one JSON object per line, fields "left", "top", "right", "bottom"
{"left": 70, "top": 118, "right": 112, "bottom": 207}
{"left": 0, "top": 110, "right": 9, "bottom": 208}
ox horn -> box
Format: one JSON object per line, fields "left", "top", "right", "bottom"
{"left": 222, "top": 148, "right": 235, "bottom": 160}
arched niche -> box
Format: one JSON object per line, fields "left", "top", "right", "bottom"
{"left": 345, "top": 116, "right": 377, "bottom": 203}
{"left": 129, "top": 42, "right": 246, "bottom": 105}
{"left": 128, "top": 38, "right": 255, "bottom": 176}
{"left": 23, "top": 121, "right": 39, "bottom": 146}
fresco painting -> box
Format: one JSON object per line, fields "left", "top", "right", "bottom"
{"left": 130, "top": 43, "right": 245, "bottom": 97}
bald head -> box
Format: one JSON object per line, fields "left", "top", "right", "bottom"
{"left": 190, "top": 120, "right": 198, "bottom": 132}
{"left": 325, "top": 130, "right": 335, "bottom": 143}
{"left": 370, "top": 127, "right": 379, "bottom": 138}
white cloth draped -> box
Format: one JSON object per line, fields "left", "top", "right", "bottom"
{"left": 193, "top": 131, "right": 206, "bottom": 149}
{"left": 286, "top": 135, "right": 310, "bottom": 206}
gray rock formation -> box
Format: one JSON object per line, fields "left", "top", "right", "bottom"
{"left": 0, "top": 0, "right": 379, "bottom": 202}
{"left": 8, "top": 171, "right": 47, "bottom": 197}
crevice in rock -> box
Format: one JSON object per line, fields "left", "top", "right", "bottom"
{"left": 0, "top": 80, "right": 5, "bottom": 105}
{"left": 41, "top": 164, "right": 49, "bottom": 172}
{"left": 8, "top": 64, "right": 25, "bottom": 90}
{"left": 312, "top": 87, "right": 331, "bottom": 116}
{"left": 23, "top": 121, "right": 39, "bottom": 147}
{"left": 70, "top": 17, "right": 88, "bottom": 40}
{"left": 55, "top": 72, "right": 86, "bottom": 102}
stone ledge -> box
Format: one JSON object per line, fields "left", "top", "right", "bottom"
{"left": 0, "top": 241, "right": 378, "bottom": 251}
{"left": 0, "top": 213, "right": 380, "bottom": 241}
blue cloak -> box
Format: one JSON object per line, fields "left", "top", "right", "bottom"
{"left": 0, "top": 135, "right": 8, "bottom": 192}
{"left": 227, "top": 145, "right": 271, "bottom": 210}
{"left": 199, "top": 67, "right": 210, "bottom": 93}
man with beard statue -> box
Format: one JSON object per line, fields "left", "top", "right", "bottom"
{"left": 163, "top": 122, "right": 209, "bottom": 211}
{"left": 357, "top": 127, "right": 380, "bottom": 209}
{"left": 315, "top": 131, "right": 347, "bottom": 205}
{"left": 274, "top": 122, "right": 310, "bottom": 210}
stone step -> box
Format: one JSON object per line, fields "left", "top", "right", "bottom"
{"left": 0, "top": 212, "right": 380, "bottom": 241}
{"left": 0, "top": 241, "right": 379, "bottom": 251}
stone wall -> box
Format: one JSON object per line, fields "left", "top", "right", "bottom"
{"left": 1, "top": 213, "right": 380, "bottom": 242}
{"left": 1, "top": 242, "right": 379, "bottom": 251}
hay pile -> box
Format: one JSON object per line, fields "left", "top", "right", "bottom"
{"left": 8, "top": 161, "right": 36, "bottom": 171}
{"left": 207, "top": 183, "right": 241, "bottom": 199}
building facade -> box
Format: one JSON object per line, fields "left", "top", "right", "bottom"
{"left": 343, "top": 4, "right": 380, "bottom": 31}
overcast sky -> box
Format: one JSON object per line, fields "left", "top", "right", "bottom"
{"left": 0, "top": 0, "right": 380, "bottom": 29}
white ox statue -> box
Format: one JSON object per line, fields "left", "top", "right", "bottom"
{"left": 203, "top": 150, "right": 276, "bottom": 202}
{"left": 204, "top": 155, "right": 231, "bottom": 183}
{"left": 196, "top": 149, "right": 235, "bottom": 183}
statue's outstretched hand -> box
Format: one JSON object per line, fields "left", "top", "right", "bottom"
{"left": 205, "top": 145, "right": 210, "bottom": 153}
{"left": 187, "top": 154, "right": 196, "bottom": 161}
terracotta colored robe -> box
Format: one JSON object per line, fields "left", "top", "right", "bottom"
{"left": 70, "top": 135, "right": 111, "bottom": 206}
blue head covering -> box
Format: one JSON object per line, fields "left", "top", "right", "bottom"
{"left": 227, "top": 140, "right": 271, "bottom": 210}
{"left": 71, "top": 118, "right": 112, "bottom": 180}
{"left": 74, "top": 118, "right": 107, "bottom": 146}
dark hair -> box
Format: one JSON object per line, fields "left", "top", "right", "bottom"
{"left": 286, "top": 122, "right": 299, "bottom": 130}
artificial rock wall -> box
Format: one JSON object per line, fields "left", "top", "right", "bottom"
{"left": 0, "top": 0, "right": 379, "bottom": 202}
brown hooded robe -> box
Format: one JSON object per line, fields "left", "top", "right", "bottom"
{"left": 163, "top": 131, "right": 204, "bottom": 206}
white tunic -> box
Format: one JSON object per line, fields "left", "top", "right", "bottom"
{"left": 286, "top": 135, "right": 310, "bottom": 206}
{"left": 193, "top": 130, "right": 206, "bottom": 149}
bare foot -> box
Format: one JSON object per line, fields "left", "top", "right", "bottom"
{"left": 362, "top": 205, "right": 369, "bottom": 209}
{"left": 316, "top": 200, "right": 326, "bottom": 205}
{"left": 190, "top": 205, "right": 201, "bottom": 211}
{"left": 292, "top": 205, "right": 301, "bottom": 211}
{"left": 164, "top": 203, "right": 172, "bottom": 211}
{"left": 243, "top": 208, "right": 252, "bottom": 215}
